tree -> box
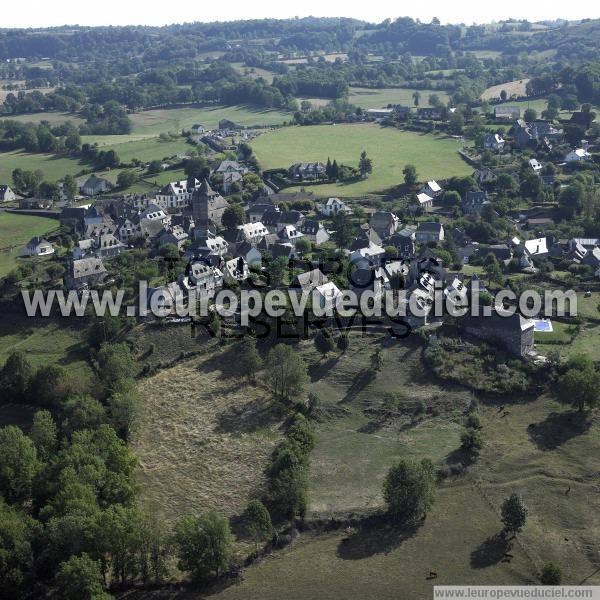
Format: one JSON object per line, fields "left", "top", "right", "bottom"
{"left": 332, "top": 212, "right": 355, "bottom": 250}
{"left": 184, "top": 156, "right": 210, "bottom": 181}
{"left": 267, "top": 256, "right": 289, "bottom": 287}
{"left": 107, "top": 382, "right": 140, "bottom": 440}
{"left": 0, "top": 498, "right": 36, "bottom": 598}
{"left": 0, "top": 426, "right": 39, "bottom": 503}
{"left": 30, "top": 410, "right": 57, "bottom": 461}
{"left": 483, "top": 253, "right": 503, "bottom": 285}
{"left": 0, "top": 351, "right": 33, "bottom": 403}
{"left": 62, "top": 174, "right": 78, "bottom": 201}
{"left": 147, "top": 160, "right": 162, "bottom": 174}
{"left": 96, "top": 343, "right": 135, "bottom": 393}
{"left": 314, "top": 329, "right": 335, "bottom": 356}
{"left": 243, "top": 500, "right": 272, "bottom": 550}
{"left": 173, "top": 513, "right": 233, "bottom": 582}
{"left": 30, "top": 364, "right": 71, "bottom": 409}
{"left": 116, "top": 170, "right": 137, "bottom": 189}
{"left": 358, "top": 150, "right": 373, "bottom": 178}
{"left": 524, "top": 108, "right": 538, "bottom": 122}
{"left": 62, "top": 394, "right": 106, "bottom": 436}
{"left": 501, "top": 493, "right": 528, "bottom": 535}
{"left": 460, "top": 427, "right": 484, "bottom": 458}
{"left": 496, "top": 173, "right": 517, "bottom": 194}
{"left": 403, "top": 164, "right": 418, "bottom": 186}
{"left": 555, "top": 355, "right": 600, "bottom": 412}
{"left": 412, "top": 90, "right": 421, "bottom": 107}
{"left": 265, "top": 344, "right": 308, "bottom": 401}
{"left": 371, "top": 347, "right": 384, "bottom": 372}
{"left": 540, "top": 562, "right": 562, "bottom": 585}
{"left": 448, "top": 111, "right": 464, "bottom": 135}
{"left": 500, "top": 89, "right": 508, "bottom": 101}
{"left": 222, "top": 205, "right": 245, "bottom": 229}
{"left": 239, "top": 338, "right": 263, "bottom": 381}
{"left": 383, "top": 458, "right": 436, "bottom": 522}
{"left": 55, "top": 554, "right": 111, "bottom": 600}
{"left": 295, "top": 237, "right": 311, "bottom": 255}
{"left": 337, "top": 333, "right": 349, "bottom": 353}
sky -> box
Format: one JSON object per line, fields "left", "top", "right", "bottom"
{"left": 3, "top": 0, "right": 600, "bottom": 28}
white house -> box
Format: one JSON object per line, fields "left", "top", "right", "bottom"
{"left": 529, "top": 158, "right": 542, "bottom": 173}
{"left": 420, "top": 180, "right": 442, "bottom": 198}
{"left": 565, "top": 148, "right": 591, "bottom": 163}
{"left": 313, "top": 281, "right": 343, "bottom": 312}
{"left": 237, "top": 222, "right": 269, "bottom": 244}
{"left": 349, "top": 242, "right": 386, "bottom": 268}
{"left": 317, "top": 197, "right": 352, "bottom": 217}
{"left": 21, "top": 236, "right": 54, "bottom": 257}
{"left": 0, "top": 184, "right": 17, "bottom": 202}
{"left": 414, "top": 192, "right": 434, "bottom": 212}
{"left": 155, "top": 179, "right": 198, "bottom": 209}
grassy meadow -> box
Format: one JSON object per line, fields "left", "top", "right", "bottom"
{"left": 348, "top": 87, "right": 450, "bottom": 109}
{"left": 131, "top": 331, "right": 600, "bottom": 598}
{"left": 0, "top": 211, "right": 59, "bottom": 275}
{"left": 251, "top": 123, "right": 471, "bottom": 197}
{"left": 0, "top": 149, "right": 85, "bottom": 183}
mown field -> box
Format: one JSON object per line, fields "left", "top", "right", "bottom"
{"left": 348, "top": 87, "right": 450, "bottom": 109}
{"left": 251, "top": 123, "right": 471, "bottom": 197}
{"left": 132, "top": 331, "right": 600, "bottom": 599}
{"left": 128, "top": 105, "right": 292, "bottom": 136}
{"left": 0, "top": 211, "right": 59, "bottom": 275}
{"left": 481, "top": 80, "right": 531, "bottom": 101}
{"left": 0, "top": 149, "right": 85, "bottom": 183}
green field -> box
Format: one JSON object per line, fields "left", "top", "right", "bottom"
{"left": 1, "top": 111, "right": 85, "bottom": 127}
{"left": 251, "top": 123, "right": 471, "bottom": 197}
{"left": 86, "top": 136, "right": 193, "bottom": 163}
{"left": 128, "top": 105, "right": 292, "bottom": 136}
{"left": 348, "top": 87, "right": 450, "bottom": 109}
{"left": 0, "top": 149, "right": 85, "bottom": 183}
{"left": 0, "top": 212, "right": 59, "bottom": 275}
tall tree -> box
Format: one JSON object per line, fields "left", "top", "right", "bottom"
{"left": 358, "top": 150, "right": 373, "bottom": 178}
{"left": 501, "top": 493, "right": 528, "bottom": 535}
{"left": 265, "top": 344, "right": 308, "bottom": 401}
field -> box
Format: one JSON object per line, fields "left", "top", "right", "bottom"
{"left": 348, "top": 87, "right": 450, "bottom": 109}
{"left": 0, "top": 211, "right": 59, "bottom": 275}
{"left": 0, "top": 149, "right": 84, "bottom": 183}
{"left": 481, "top": 80, "right": 531, "bottom": 101}
{"left": 132, "top": 332, "right": 600, "bottom": 598}
{"left": 1, "top": 111, "right": 85, "bottom": 127}
{"left": 128, "top": 105, "right": 292, "bottom": 136}
{"left": 84, "top": 136, "right": 193, "bottom": 163}
{"left": 0, "top": 86, "right": 55, "bottom": 101}
{"left": 131, "top": 342, "right": 285, "bottom": 523}
{"left": 251, "top": 123, "right": 471, "bottom": 197}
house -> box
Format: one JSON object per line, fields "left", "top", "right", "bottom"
{"left": 72, "top": 239, "right": 94, "bottom": 260}
{"left": 416, "top": 107, "right": 442, "bottom": 120}
{"left": 420, "top": 181, "right": 442, "bottom": 198}
{"left": 190, "top": 124, "right": 205, "bottom": 142}
{"left": 223, "top": 257, "right": 249, "bottom": 284}
{"left": 66, "top": 257, "right": 107, "bottom": 290}
{"left": 222, "top": 171, "right": 243, "bottom": 193}
{"left": 230, "top": 241, "right": 262, "bottom": 267}
{"left": 349, "top": 242, "right": 386, "bottom": 268}
{"left": 60, "top": 206, "right": 88, "bottom": 231}
{"left": 483, "top": 133, "right": 505, "bottom": 152}
{"left": 147, "top": 282, "right": 183, "bottom": 315}
{"left": 247, "top": 203, "right": 276, "bottom": 223}
{"left": 278, "top": 225, "right": 304, "bottom": 246}
{"left": 513, "top": 119, "right": 536, "bottom": 149}
{"left": 494, "top": 106, "right": 520, "bottom": 120}
{"left": 462, "top": 311, "right": 535, "bottom": 358}
{"left": 349, "top": 266, "right": 390, "bottom": 303}
{"left": 528, "top": 158, "right": 542, "bottom": 173}
{"left": 389, "top": 227, "right": 416, "bottom": 258}
{"left": 413, "top": 192, "right": 434, "bottom": 213}
{"left": 291, "top": 269, "right": 330, "bottom": 292}
{"left": 215, "top": 161, "right": 248, "bottom": 193}
{"left": 95, "top": 233, "right": 124, "bottom": 258}
{"left": 565, "top": 148, "right": 591, "bottom": 162}
{"left": 473, "top": 168, "right": 497, "bottom": 187}
{"left": 317, "top": 197, "right": 352, "bottom": 217}
{"left": 523, "top": 237, "right": 550, "bottom": 258}
{"left": 116, "top": 216, "right": 141, "bottom": 242}
{"left": 582, "top": 247, "right": 600, "bottom": 270}
{"left": 277, "top": 210, "right": 304, "bottom": 231}
{"left": 158, "top": 225, "right": 188, "bottom": 249}
{"left": 415, "top": 222, "right": 444, "bottom": 245}
{"left": 351, "top": 227, "right": 382, "bottom": 251}
{"left": 180, "top": 260, "right": 223, "bottom": 299}
{"left": 369, "top": 211, "right": 399, "bottom": 240}
{"left": 532, "top": 120, "right": 563, "bottom": 141}
{"left": 312, "top": 281, "right": 343, "bottom": 312}
{"left": 236, "top": 222, "right": 269, "bottom": 244}
{"left": 155, "top": 179, "right": 198, "bottom": 209}
{"left": 462, "top": 190, "right": 489, "bottom": 215}
{"left": 288, "top": 162, "right": 326, "bottom": 181}
{"left": 366, "top": 108, "right": 394, "bottom": 120}
{"left": 80, "top": 174, "right": 111, "bottom": 196}
{"left": 21, "top": 236, "right": 54, "bottom": 257}
{"left": 0, "top": 184, "right": 17, "bottom": 202}
{"left": 299, "top": 219, "right": 330, "bottom": 245}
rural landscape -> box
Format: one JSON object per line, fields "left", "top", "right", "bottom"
{"left": 0, "top": 12, "right": 600, "bottom": 600}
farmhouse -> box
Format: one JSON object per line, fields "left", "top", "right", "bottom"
{"left": 0, "top": 184, "right": 17, "bottom": 202}
{"left": 317, "top": 197, "right": 351, "bottom": 216}
{"left": 369, "top": 211, "right": 399, "bottom": 240}
{"left": 494, "top": 106, "right": 520, "bottom": 120}
{"left": 80, "top": 174, "right": 112, "bottom": 196}
{"left": 21, "top": 236, "right": 54, "bottom": 257}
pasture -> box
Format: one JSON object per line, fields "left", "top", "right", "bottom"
{"left": 0, "top": 211, "right": 59, "bottom": 275}
{"left": 348, "top": 87, "right": 450, "bottom": 109}
{"left": 0, "top": 149, "right": 84, "bottom": 183}
{"left": 251, "top": 123, "right": 471, "bottom": 197}
{"left": 481, "top": 79, "right": 531, "bottom": 101}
